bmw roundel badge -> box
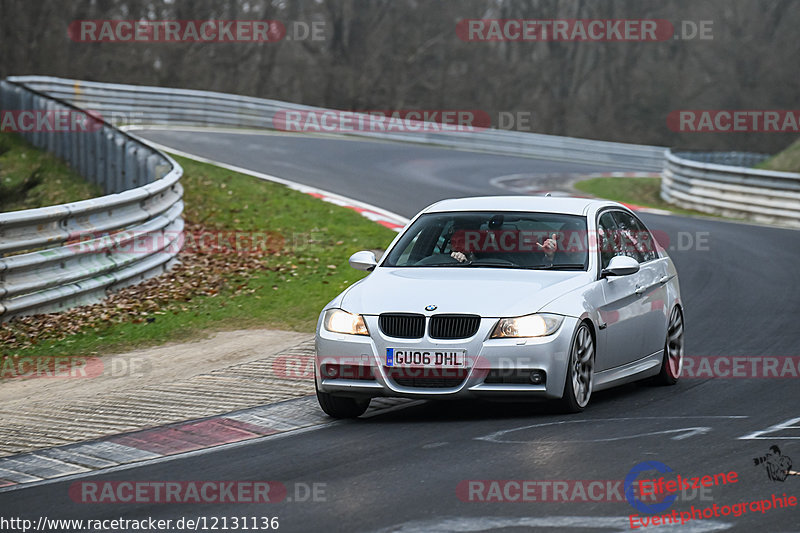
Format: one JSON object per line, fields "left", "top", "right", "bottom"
{"left": 425, "top": 305, "right": 437, "bottom": 311}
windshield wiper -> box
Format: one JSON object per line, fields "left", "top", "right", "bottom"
{"left": 527, "top": 263, "right": 587, "bottom": 270}
{"left": 464, "top": 259, "right": 520, "bottom": 268}
{"left": 467, "top": 263, "right": 525, "bottom": 270}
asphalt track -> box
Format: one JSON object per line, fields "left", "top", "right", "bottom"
{"left": 2, "top": 130, "right": 798, "bottom": 532}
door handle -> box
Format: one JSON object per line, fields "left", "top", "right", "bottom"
{"left": 635, "top": 286, "right": 646, "bottom": 295}
{"left": 658, "top": 275, "right": 671, "bottom": 284}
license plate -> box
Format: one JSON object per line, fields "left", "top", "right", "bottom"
{"left": 386, "top": 348, "right": 466, "bottom": 368}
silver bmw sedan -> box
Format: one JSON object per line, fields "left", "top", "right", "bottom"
{"left": 315, "top": 196, "right": 684, "bottom": 417}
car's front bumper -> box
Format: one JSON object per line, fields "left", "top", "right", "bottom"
{"left": 315, "top": 315, "right": 579, "bottom": 401}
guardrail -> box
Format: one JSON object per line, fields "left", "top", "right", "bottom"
{"left": 0, "top": 79, "right": 184, "bottom": 321}
{"left": 662, "top": 150, "right": 800, "bottom": 228}
{"left": 10, "top": 76, "right": 666, "bottom": 172}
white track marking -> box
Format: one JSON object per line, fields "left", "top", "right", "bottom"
{"left": 739, "top": 416, "right": 800, "bottom": 440}
{"left": 477, "top": 416, "right": 748, "bottom": 444}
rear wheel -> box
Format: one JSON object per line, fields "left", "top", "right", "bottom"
{"left": 558, "top": 322, "right": 595, "bottom": 413}
{"left": 655, "top": 306, "right": 684, "bottom": 385}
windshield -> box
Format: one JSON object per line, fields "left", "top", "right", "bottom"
{"left": 383, "top": 211, "right": 588, "bottom": 270}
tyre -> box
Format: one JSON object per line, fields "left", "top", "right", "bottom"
{"left": 655, "top": 306, "right": 684, "bottom": 385}
{"left": 558, "top": 322, "right": 595, "bottom": 413}
{"left": 315, "top": 373, "right": 370, "bottom": 418}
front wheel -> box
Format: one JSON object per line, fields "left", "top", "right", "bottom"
{"left": 316, "top": 387, "right": 370, "bottom": 418}
{"left": 557, "top": 322, "right": 595, "bottom": 413}
{"left": 655, "top": 306, "right": 684, "bottom": 385}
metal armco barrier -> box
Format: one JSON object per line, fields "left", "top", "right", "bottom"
{"left": 10, "top": 76, "right": 666, "bottom": 172}
{"left": 0, "top": 79, "right": 184, "bottom": 321}
{"left": 662, "top": 150, "right": 800, "bottom": 228}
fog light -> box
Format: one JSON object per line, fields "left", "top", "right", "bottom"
{"left": 529, "top": 370, "right": 545, "bottom": 384}
{"left": 322, "top": 364, "right": 339, "bottom": 378}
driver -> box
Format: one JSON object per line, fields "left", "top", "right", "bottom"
{"left": 452, "top": 234, "right": 557, "bottom": 263}
{"left": 450, "top": 217, "right": 558, "bottom": 264}
{"left": 537, "top": 233, "right": 558, "bottom": 264}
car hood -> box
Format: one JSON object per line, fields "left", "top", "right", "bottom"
{"left": 339, "top": 267, "right": 592, "bottom": 317}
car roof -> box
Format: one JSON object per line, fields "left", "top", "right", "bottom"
{"left": 422, "top": 196, "right": 623, "bottom": 216}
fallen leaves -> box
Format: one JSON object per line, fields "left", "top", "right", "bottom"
{"left": 0, "top": 223, "right": 278, "bottom": 353}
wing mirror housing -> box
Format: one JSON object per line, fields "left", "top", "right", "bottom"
{"left": 349, "top": 250, "right": 378, "bottom": 272}
{"left": 601, "top": 255, "right": 640, "bottom": 278}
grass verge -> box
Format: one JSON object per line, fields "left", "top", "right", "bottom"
{"left": 0, "top": 132, "right": 102, "bottom": 211}
{"left": 573, "top": 177, "right": 724, "bottom": 218}
{"left": 755, "top": 138, "right": 800, "bottom": 172}
{"left": 1, "top": 153, "right": 397, "bottom": 357}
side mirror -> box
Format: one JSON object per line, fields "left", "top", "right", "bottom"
{"left": 601, "top": 255, "right": 640, "bottom": 278}
{"left": 349, "top": 250, "right": 378, "bottom": 272}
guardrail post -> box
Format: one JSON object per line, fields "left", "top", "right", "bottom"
{"left": 136, "top": 147, "right": 149, "bottom": 186}
{"left": 95, "top": 128, "right": 107, "bottom": 187}
{"left": 20, "top": 89, "right": 33, "bottom": 144}
{"left": 69, "top": 106, "right": 80, "bottom": 169}
{"left": 44, "top": 99, "right": 55, "bottom": 154}
{"left": 31, "top": 94, "right": 44, "bottom": 149}
{"left": 124, "top": 140, "right": 139, "bottom": 190}
{"left": 146, "top": 153, "right": 163, "bottom": 183}
{"left": 111, "top": 133, "right": 125, "bottom": 193}
{"left": 84, "top": 125, "right": 98, "bottom": 185}
{"left": 54, "top": 104, "right": 66, "bottom": 160}
{"left": 76, "top": 114, "right": 87, "bottom": 178}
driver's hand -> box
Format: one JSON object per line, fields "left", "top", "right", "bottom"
{"left": 451, "top": 251, "right": 468, "bottom": 263}
{"left": 536, "top": 233, "right": 558, "bottom": 257}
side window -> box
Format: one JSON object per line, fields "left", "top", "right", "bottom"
{"left": 611, "top": 211, "right": 648, "bottom": 263}
{"left": 631, "top": 215, "right": 659, "bottom": 262}
{"left": 597, "top": 212, "right": 620, "bottom": 270}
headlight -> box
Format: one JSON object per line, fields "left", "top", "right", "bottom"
{"left": 323, "top": 308, "right": 369, "bottom": 336}
{"left": 490, "top": 313, "right": 564, "bottom": 338}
